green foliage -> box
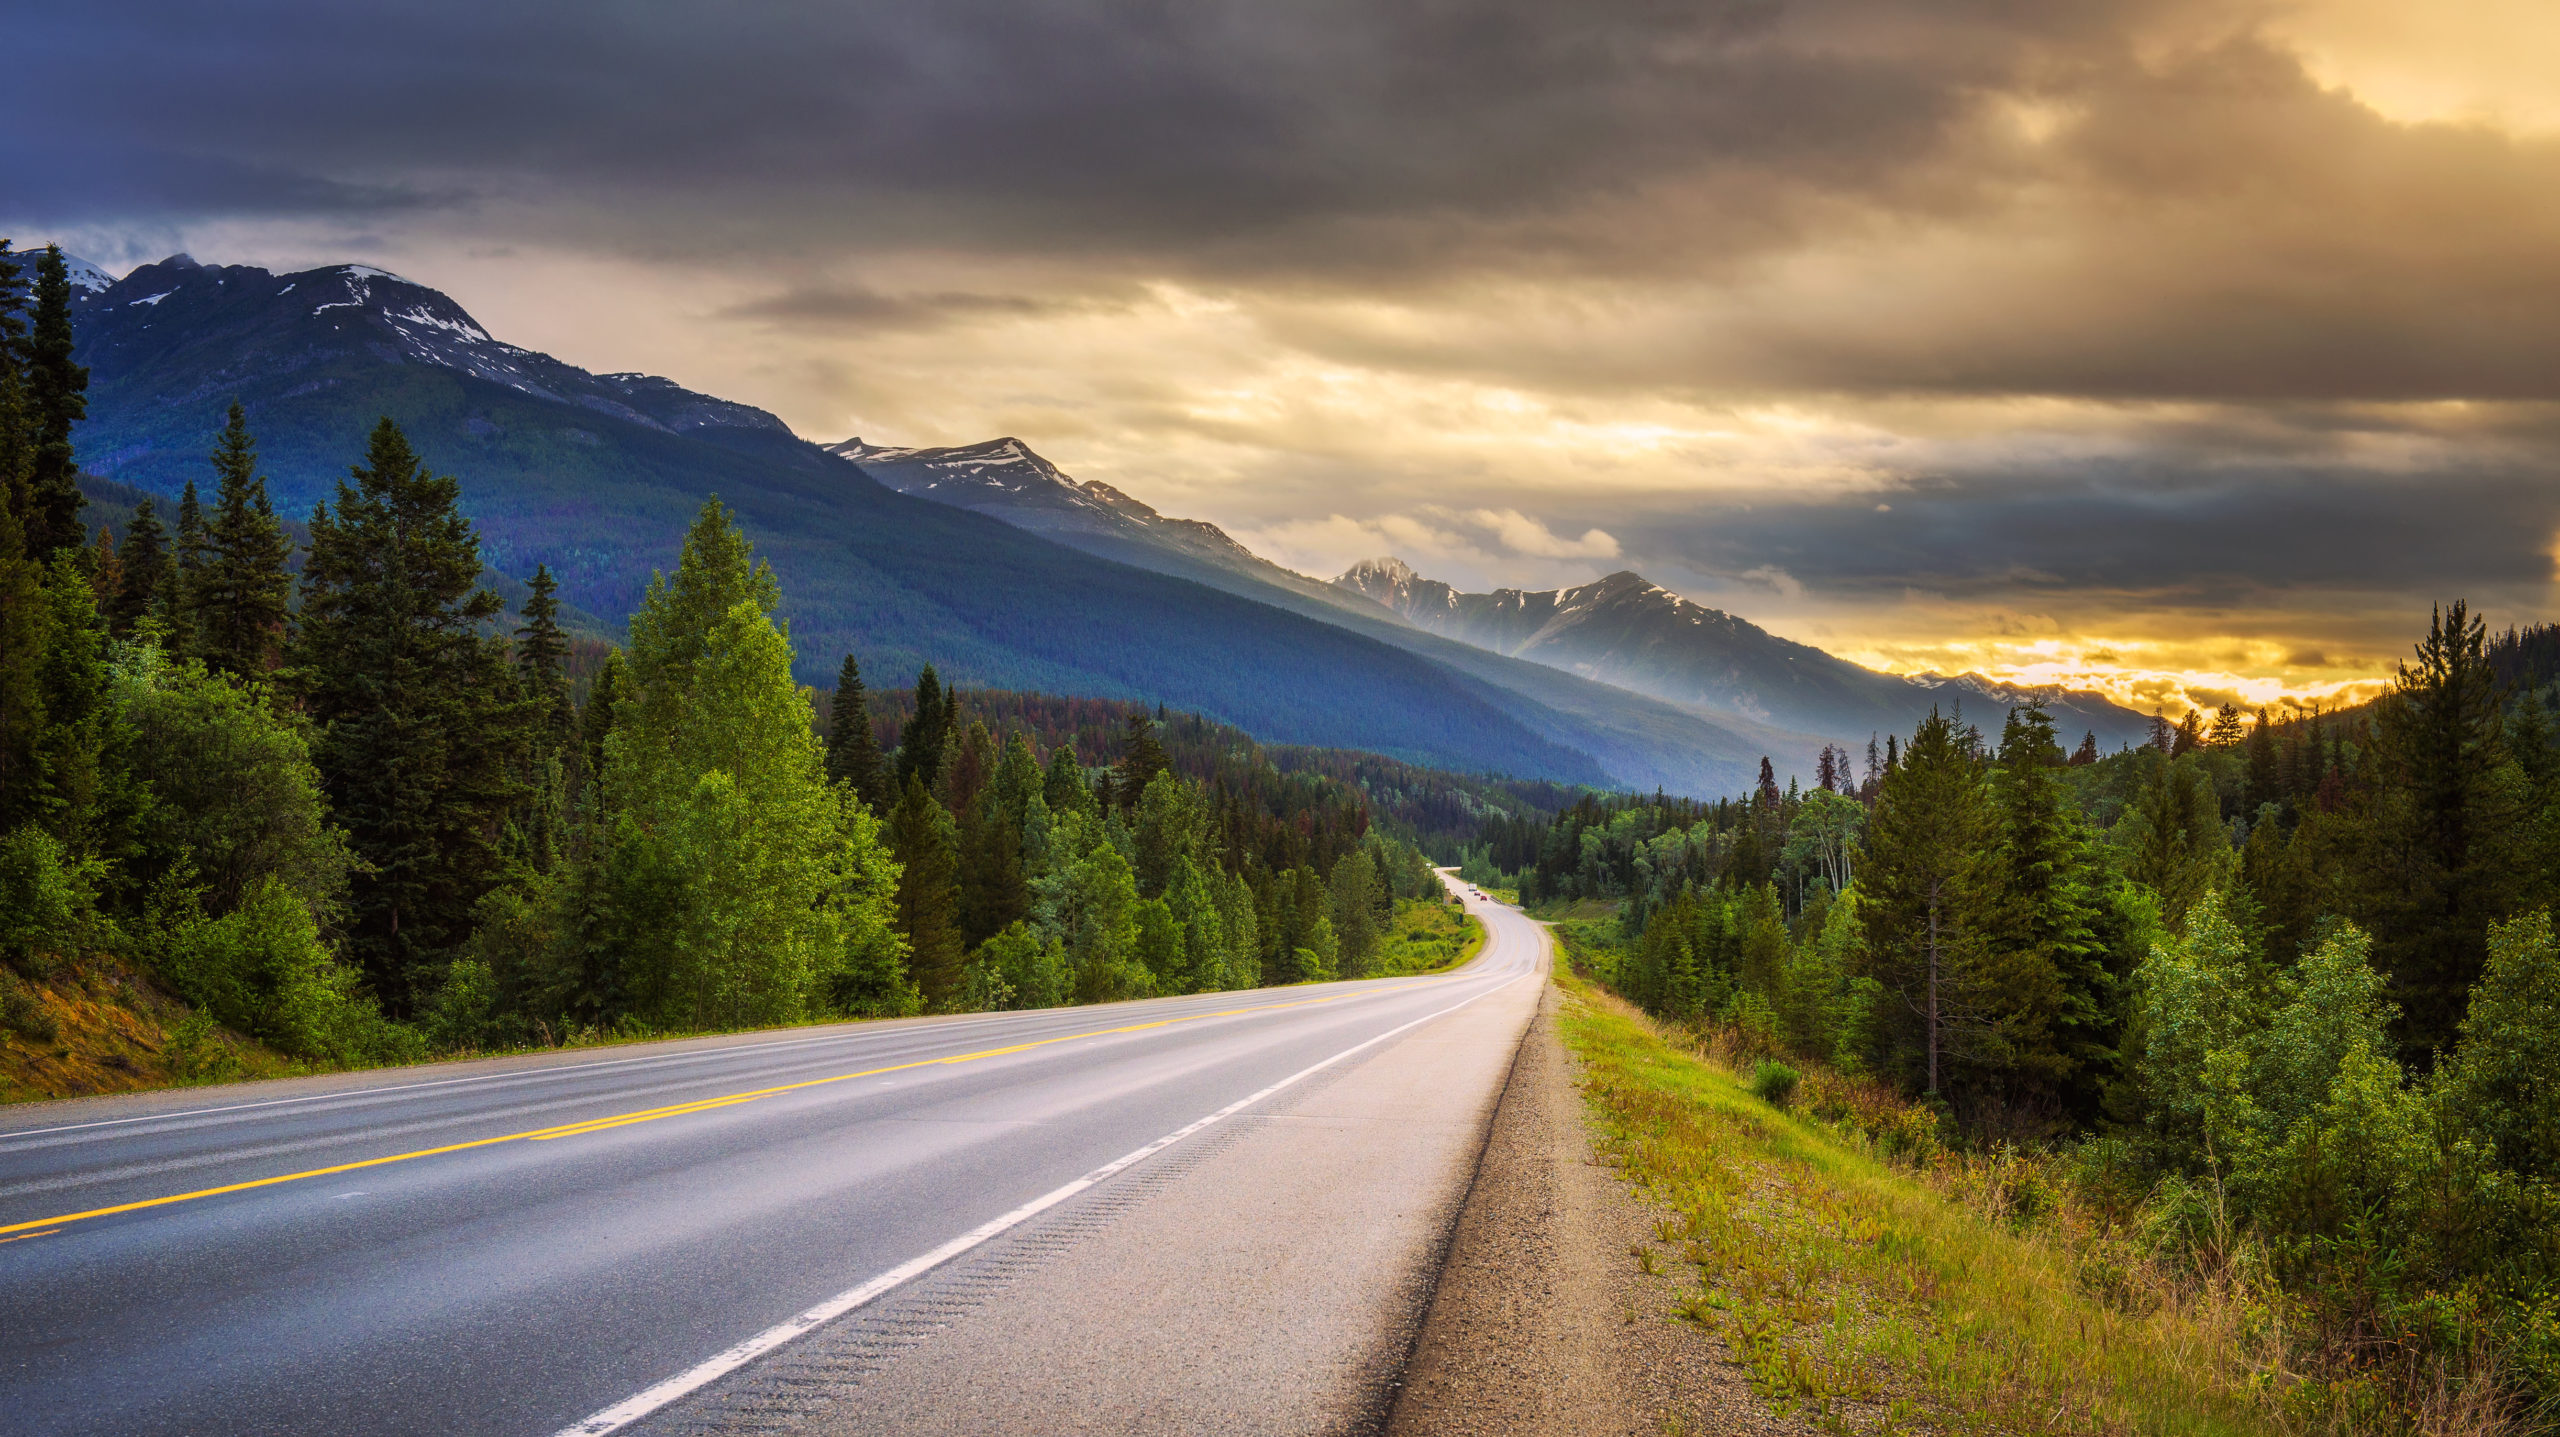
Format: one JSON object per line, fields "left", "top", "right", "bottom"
{"left": 116, "top": 650, "right": 350, "bottom": 920}
{"left": 23, "top": 246, "right": 89, "bottom": 561}
{"left": 292, "top": 417, "right": 529, "bottom": 1013}
{"left": 144, "top": 874, "right": 408, "bottom": 1063}
{"left": 963, "top": 921, "right": 1069, "bottom": 1011}
{"left": 188, "top": 403, "right": 294, "bottom": 680}
{"left": 1750, "top": 1059, "right": 1801, "bottom": 1109}
{"left": 0, "top": 824, "right": 103, "bottom": 975}
{"left": 824, "top": 651, "right": 891, "bottom": 814}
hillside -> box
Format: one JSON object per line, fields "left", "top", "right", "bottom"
{"left": 59, "top": 253, "right": 1658, "bottom": 785}
{"left": 1338, "top": 557, "right": 2155, "bottom": 751}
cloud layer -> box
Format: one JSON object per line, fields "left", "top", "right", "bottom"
{"left": 9, "top": 0, "right": 2555, "bottom": 706}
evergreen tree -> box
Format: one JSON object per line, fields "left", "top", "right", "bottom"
{"left": 2355, "top": 600, "right": 2524, "bottom": 1059}
{"left": 0, "top": 502, "right": 50, "bottom": 835}
{"left": 887, "top": 775, "right": 966, "bottom": 1008}
{"left": 87, "top": 525, "right": 120, "bottom": 609}
{"left": 1043, "top": 744, "right": 1096, "bottom": 820}
{"left": 1856, "top": 711, "right": 1995, "bottom": 1096}
{"left": 1116, "top": 712, "right": 1171, "bottom": 809}
{"left": 896, "top": 665, "right": 952, "bottom": 793}
{"left": 825, "top": 651, "right": 891, "bottom": 813}
{"left": 2070, "top": 730, "right": 2100, "bottom": 766}
{"left": 2244, "top": 708, "right": 2281, "bottom": 816}
{"left": 0, "top": 242, "right": 30, "bottom": 525}
{"left": 512, "top": 565, "right": 575, "bottom": 870}
{"left": 106, "top": 498, "right": 170, "bottom": 637}
{"left": 193, "top": 404, "right": 296, "bottom": 678}
{"left": 290, "top": 418, "right": 531, "bottom": 1013}
{"left": 1988, "top": 706, "right": 2108, "bottom": 1111}
{"left": 22, "top": 247, "right": 89, "bottom": 560}
{"left": 582, "top": 649, "right": 626, "bottom": 801}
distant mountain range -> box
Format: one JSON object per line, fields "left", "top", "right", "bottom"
{"left": 1334, "top": 558, "right": 2154, "bottom": 751}
{"left": 819, "top": 424, "right": 2154, "bottom": 759}
{"left": 58, "top": 252, "right": 1779, "bottom": 794}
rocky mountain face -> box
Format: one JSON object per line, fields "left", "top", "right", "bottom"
{"left": 1337, "top": 558, "right": 2155, "bottom": 751}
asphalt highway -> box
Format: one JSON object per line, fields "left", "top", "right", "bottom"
{"left": 0, "top": 875, "right": 1547, "bottom": 1436}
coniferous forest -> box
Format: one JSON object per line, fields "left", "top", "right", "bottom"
{"left": 0, "top": 239, "right": 1456, "bottom": 1083}
{"left": 1476, "top": 609, "right": 2560, "bottom": 1418}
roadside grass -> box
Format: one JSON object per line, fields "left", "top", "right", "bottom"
{"left": 1528, "top": 896, "right": 1623, "bottom": 923}
{"left": 1554, "top": 955, "right": 2280, "bottom": 1437}
{"left": 1375, "top": 898, "right": 1487, "bottom": 976}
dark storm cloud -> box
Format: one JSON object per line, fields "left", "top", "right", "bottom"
{"left": 19, "top": 0, "right": 2560, "bottom": 410}
{"left": 1626, "top": 464, "right": 2560, "bottom": 612}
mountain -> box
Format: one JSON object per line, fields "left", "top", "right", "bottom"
{"left": 1336, "top": 558, "right": 2156, "bottom": 752}
{"left": 824, "top": 434, "right": 1804, "bottom": 788}
{"left": 56, "top": 253, "right": 1774, "bottom": 791}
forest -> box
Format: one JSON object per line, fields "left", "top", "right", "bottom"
{"left": 1473, "top": 610, "right": 2560, "bottom": 1421}
{"left": 0, "top": 241, "right": 1459, "bottom": 1082}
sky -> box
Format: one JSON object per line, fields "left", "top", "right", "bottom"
{"left": 9, "top": 0, "right": 2558, "bottom": 716}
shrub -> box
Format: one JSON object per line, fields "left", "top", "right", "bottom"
{"left": 0, "top": 825, "right": 104, "bottom": 976}
{"left": 0, "top": 969, "right": 59, "bottom": 1043}
{"left": 1751, "top": 1059, "right": 1802, "bottom": 1109}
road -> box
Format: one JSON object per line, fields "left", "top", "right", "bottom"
{"left": 0, "top": 875, "right": 1547, "bottom": 1436}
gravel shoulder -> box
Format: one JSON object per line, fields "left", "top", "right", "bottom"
{"left": 1385, "top": 981, "right": 1815, "bottom": 1437}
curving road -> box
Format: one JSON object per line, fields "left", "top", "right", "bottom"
{"left": 0, "top": 875, "right": 1547, "bottom": 1436}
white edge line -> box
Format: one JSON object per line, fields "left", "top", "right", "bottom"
{"left": 550, "top": 968, "right": 1531, "bottom": 1437}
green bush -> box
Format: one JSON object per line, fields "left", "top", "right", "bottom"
{"left": 1751, "top": 1059, "right": 1802, "bottom": 1109}
{"left": 0, "top": 825, "right": 104, "bottom": 976}
{"left": 147, "top": 875, "right": 415, "bottom": 1065}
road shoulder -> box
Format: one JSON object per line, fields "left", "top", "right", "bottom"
{"left": 1385, "top": 982, "right": 1813, "bottom": 1437}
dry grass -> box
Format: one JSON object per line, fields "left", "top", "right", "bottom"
{"left": 0, "top": 956, "right": 291, "bottom": 1103}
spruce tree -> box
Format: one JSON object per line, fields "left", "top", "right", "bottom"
{"left": 824, "top": 651, "right": 891, "bottom": 813}
{"left": 21, "top": 247, "right": 88, "bottom": 561}
{"left": 87, "top": 525, "right": 120, "bottom": 610}
{"left": 1856, "top": 711, "right": 1995, "bottom": 1097}
{"left": 291, "top": 418, "right": 530, "bottom": 1013}
{"left": 2356, "top": 600, "right": 2523, "bottom": 1059}
{"left": 582, "top": 649, "right": 626, "bottom": 800}
{"left": 0, "top": 501, "right": 49, "bottom": 834}
{"left": 512, "top": 565, "right": 576, "bottom": 870}
{"left": 106, "top": 498, "right": 171, "bottom": 637}
{"left": 1116, "top": 712, "right": 1171, "bottom": 808}
{"left": 1988, "top": 706, "right": 2108, "bottom": 1112}
{"left": 896, "top": 665, "right": 951, "bottom": 792}
{"left": 193, "top": 404, "right": 297, "bottom": 678}
{"left": 887, "top": 775, "right": 966, "bottom": 1008}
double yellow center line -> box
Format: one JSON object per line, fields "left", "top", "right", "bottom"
{"left": 0, "top": 983, "right": 1431, "bottom": 1239}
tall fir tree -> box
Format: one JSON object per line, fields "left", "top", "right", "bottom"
{"left": 0, "top": 243, "right": 31, "bottom": 534}
{"left": 1857, "top": 711, "right": 1996, "bottom": 1097}
{"left": 193, "top": 404, "right": 296, "bottom": 678}
{"left": 290, "top": 418, "right": 530, "bottom": 1013}
{"left": 896, "top": 665, "right": 952, "bottom": 793}
{"left": 21, "top": 247, "right": 89, "bottom": 561}
{"left": 0, "top": 498, "right": 49, "bottom": 835}
{"left": 1988, "top": 706, "right": 2110, "bottom": 1112}
{"left": 887, "top": 775, "right": 966, "bottom": 1008}
{"left": 105, "top": 497, "right": 171, "bottom": 638}
{"left": 1115, "top": 712, "right": 1171, "bottom": 809}
{"left": 825, "top": 652, "right": 892, "bottom": 813}
{"left": 2355, "top": 600, "right": 2524, "bottom": 1060}
{"left": 513, "top": 564, "right": 576, "bottom": 870}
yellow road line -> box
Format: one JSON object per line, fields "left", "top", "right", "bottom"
{"left": 0, "top": 1228, "right": 61, "bottom": 1244}
{"left": 0, "top": 981, "right": 1436, "bottom": 1238}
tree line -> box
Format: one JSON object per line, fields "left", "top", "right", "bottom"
{"left": 1524, "top": 603, "right": 2560, "bottom": 1411}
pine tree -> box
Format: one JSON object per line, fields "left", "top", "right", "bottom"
{"left": 290, "top": 418, "right": 531, "bottom": 1013}
{"left": 1988, "top": 706, "right": 2109, "bottom": 1112}
{"left": 888, "top": 775, "right": 966, "bottom": 1008}
{"left": 896, "top": 665, "right": 951, "bottom": 793}
{"left": 2070, "top": 730, "right": 2100, "bottom": 766}
{"left": 512, "top": 565, "right": 576, "bottom": 869}
{"left": 106, "top": 498, "right": 171, "bottom": 637}
{"left": 0, "top": 500, "right": 49, "bottom": 835}
{"left": 2170, "top": 710, "right": 2205, "bottom": 758}
{"left": 2355, "top": 601, "right": 2523, "bottom": 1059}
{"left": 1116, "top": 712, "right": 1171, "bottom": 808}
{"left": 824, "top": 651, "right": 891, "bottom": 813}
{"left": 2245, "top": 707, "right": 2281, "bottom": 816}
{"left": 193, "top": 404, "right": 296, "bottom": 678}
{"left": 1856, "top": 712, "right": 1995, "bottom": 1097}
{"left": 1328, "top": 848, "right": 1380, "bottom": 979}
{"left": 2210, "top": 704, "right": 2246, "bottom": 749}
{"left": 582, "top": 649, "right": 626, "bottom": 801}
{"left": 21, "top": 247, "right": 89, "bottom": 561}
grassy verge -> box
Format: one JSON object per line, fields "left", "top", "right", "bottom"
{"left": 1376, "top": 898, "right": 1487, "bottom": 976}
{"left": 1553, "top": 953, "right": 2280, "bottom": 1437}
{"left": 1, "top": 956, "right": 294, "bottom": 1102}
